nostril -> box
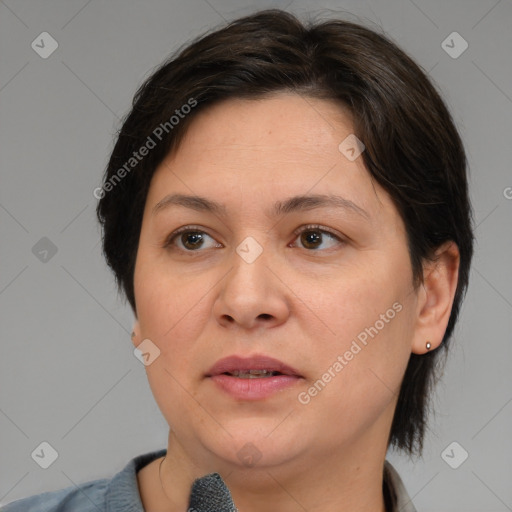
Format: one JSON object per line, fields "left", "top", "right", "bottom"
{"left": 258, "top": 314, "right": 273, "bottom": 321}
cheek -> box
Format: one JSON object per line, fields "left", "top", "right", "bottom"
{"left": 135, "top": 256, "right": 210, "bottom": 340}
{"left": 134, "top": 267, "right": 216, "bottom": 427}
{"left": 133, "top": 261, "right": 221, "bottom": 404}
{"left": 295, "top": 260, "right": 406, "bottom": 344}
{"left": 299, "top": 302, "right": 413, "bottom": 447}
{"left": 297, "top": 255, "right": 414, "bottom": 395}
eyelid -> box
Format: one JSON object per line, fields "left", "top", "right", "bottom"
{"left": 163, "top": 225, "right": 222, "bottom": 249}
{"left": 291, "top": 224, "right": 346, "bottom": 243}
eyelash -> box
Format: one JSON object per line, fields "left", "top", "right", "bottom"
{"left": 291, "top": 224, "right": 345, "bottom": 249}
{"left": 163, "top": 224, "right": 345, "bottom": 252}
{"left": 163, "top": 225, "right": 219, "bottom": 251}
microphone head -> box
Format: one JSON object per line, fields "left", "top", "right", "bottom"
{"left": 188, "top": 472, "right": 238, "bottom": 512}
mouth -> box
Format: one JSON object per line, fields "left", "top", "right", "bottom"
{"left": 206, "top": 355, "right": 303, "bottom": 400}
{"left": 206, "top": 354, "right": 302, "bottom": 378}
{"left": 222, "top": 369, "right": 285, "bottom": 378}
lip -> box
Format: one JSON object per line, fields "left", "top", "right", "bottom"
{"left": 206, "top": 354, "right": 303, "bottom": 401}
{"left": 206, "top": 354, "right": 302, "bottom": 377}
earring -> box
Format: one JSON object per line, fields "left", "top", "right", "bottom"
{"left": 426, "top": 341, "right": 431, "bottom": 350}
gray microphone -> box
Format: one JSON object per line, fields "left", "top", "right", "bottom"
{"left": 188, "top": 472, "right": 238, "bottom": 512}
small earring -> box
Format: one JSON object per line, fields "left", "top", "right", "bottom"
{"left": 426, "top": 341, "right": 431, "bottom": 350}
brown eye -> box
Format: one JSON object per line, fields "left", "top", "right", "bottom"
{"left": 166, "top": 228, "right": 222, "bottom": 252}
{"left": 181, "top": 231, "right": 205, "bottom": 250}
{"left": 300, "top": 230, "right": 323, "bottom": 249}
{"left": 292, "top": 226, "right": 343, "bottom": 251}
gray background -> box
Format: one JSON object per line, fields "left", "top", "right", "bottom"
{"left": 1, "top": 0, "right": 511, "bottom": 510}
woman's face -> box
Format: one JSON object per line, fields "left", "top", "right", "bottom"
{"left": 133, "top": 93, "right": 423, "bottom": 472}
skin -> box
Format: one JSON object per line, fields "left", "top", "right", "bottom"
{"left": 132, "top": 93, "right": 460, "bottom": 512}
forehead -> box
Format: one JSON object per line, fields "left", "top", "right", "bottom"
{"left": 175, "top": 93, "right": 353, "bottom": 157}
{"left": 146, "top": 93, "right": 395, "bottom": 224}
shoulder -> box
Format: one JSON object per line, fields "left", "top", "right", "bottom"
{"left": 1, "top": 478, "right": 108, "bottom": 512}
{"left": 384, "top": 460, "right": 417, "bottom": 512}
{"left": 1, "top": 449, "right": 167, "bottom": 512}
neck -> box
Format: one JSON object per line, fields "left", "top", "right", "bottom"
{"left": 138, "top": 428, "right": 390, "bottom": 512}
{"left": 221, "top": 437, "right": 388, "bottom": 512}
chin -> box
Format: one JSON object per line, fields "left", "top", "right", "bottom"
{"left": 200, "top": 423, "right": 305, "bottom": 470}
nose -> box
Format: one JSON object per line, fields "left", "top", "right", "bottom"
{"left": 213, "top": 248, "right": 290, "bottom": 330}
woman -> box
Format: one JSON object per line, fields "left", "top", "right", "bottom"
{"left": 4, "top": 9, "right": 473, "bottom": 512}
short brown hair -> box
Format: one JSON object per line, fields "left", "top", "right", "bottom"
{"left": 97, "top": 9, "right": 474, "bottom": 456}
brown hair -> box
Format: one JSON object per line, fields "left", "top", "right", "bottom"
{"left": 97, "top": 9, "right": 473, "bottom": 456}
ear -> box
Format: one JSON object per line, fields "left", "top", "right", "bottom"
{"left": 131, "top": 318, "right": 141, "bottom": 349}
{"left": 411, "top": 241, "right": 460, "bottom": 354}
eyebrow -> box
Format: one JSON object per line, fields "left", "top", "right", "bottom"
{"left": 153, "top": 194, "right": 227, "bottom": 216}
{"left": 272, "top": 194, "right": 370, "bottom": 220}
{"left": 152, "top": 193, "right": 370, "bottom": 220}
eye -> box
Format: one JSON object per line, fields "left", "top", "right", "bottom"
{"left": 165, "top": 227, "right": 222, "bottom": 252}
{"left": 291, "top": 225, "right": 344, "bottom": 251}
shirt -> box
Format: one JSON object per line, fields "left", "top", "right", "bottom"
{"left": 1, "top": 449, "right": 417, "bottom": 511}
